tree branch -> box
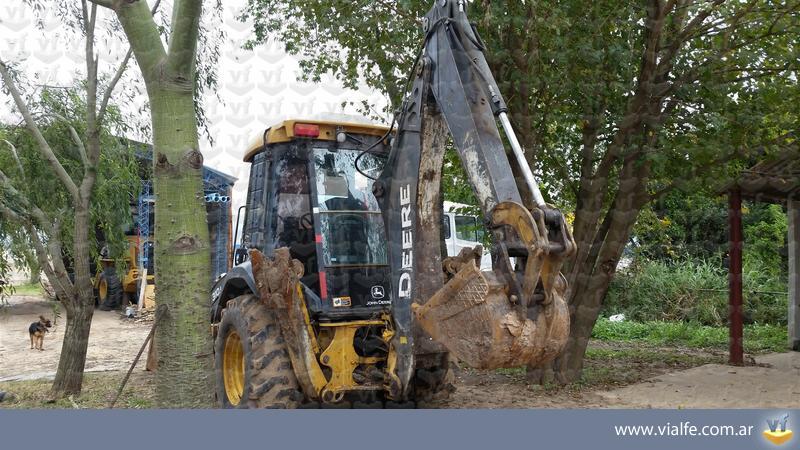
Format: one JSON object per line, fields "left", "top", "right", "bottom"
{"left": 115, "top": 0, "right": 168, "bottom": 84}
{"left": 2, "top": 139, "right": 26, "bottom": 178}
{"left": 0, "top": 60, "right": 81, "bottom": 203}
{"left": 52, "top": 113, "right": 89, "bottom": 168}
{"left": 27, "top": 222, "right": 75, "bottom": 302}
{"left": 82, "top": 0, "right": 102, "bottom": 167}
{"left": 0, "top": 198, "right": 74, "bottom": 298}
{"left": 87, "top": 0, "right": 113, "bottom": 8}
{"left": 0, "top": 168, "right": 52, "bottom": 232}
{"left": 166, "top": 0, "right": 202, "bottom": 80}
{"left": 98, "top": 0, "right": 162, "bottom": 123}
{"left": 98, "top": 47, "right": 132, "bottom": 123}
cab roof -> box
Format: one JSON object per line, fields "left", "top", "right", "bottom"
{"left": 243, "top": 119, "right": 390, "bottom": 162}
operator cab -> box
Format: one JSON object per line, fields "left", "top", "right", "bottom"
{"left": 237, "top": 119, "right": 392, "bottom": 321}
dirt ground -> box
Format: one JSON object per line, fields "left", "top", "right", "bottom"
{"left": 1, "top": 294, "right": 797, "bottom": 408}
{"left": 0, "top": 295, "right": 150, "bottom": 382}
{"left": 598, "top": 352, "right": 800, "bottom": 408}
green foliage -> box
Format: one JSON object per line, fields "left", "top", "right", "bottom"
{"left": 632, "top": 191, "right": 789, "bottom": 274}
{"left": 442, "top": 147, "right": 480, "bottom": 207}
{"left": 0, "top": 86, "right": 140, "bottom": 272}
{"left": 606, "top": 258, "right": 787, "bottom": 327}
{"left": 744, "top": 203, "right": 788, "bottom": 276}
{"left": 242, "top": 0, "right": 799, "bottom": 211}
{"left": 632, "top": 192, "right": 730, "bottom": 261}
{"left": 0, "top": 257, "right": 13, "bottom": 305}
{"left": 592, "top": 318, "right": 788, "bottom": 353}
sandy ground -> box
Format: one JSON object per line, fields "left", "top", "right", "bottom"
{"left": 436, "top": 370, "right": 612, "bottom": 408}
{"left": 598, "top": 352, "right": 800, "bottom": 408}
{"left": 0, "top": 295, "right": 150, "bottom": 382}
{"left": 1, "top": 294, "right": 798, "bottom": 408}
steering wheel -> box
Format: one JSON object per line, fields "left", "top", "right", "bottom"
{"left": 300, "top": 212, "right": 314, "bottom": 229}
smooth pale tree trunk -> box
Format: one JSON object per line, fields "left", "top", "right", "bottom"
{"left": 104, "top": 0, "right": 215, "bottom": 407}
{"left": 149, "top": 87, "right": 214, "bottom": 407}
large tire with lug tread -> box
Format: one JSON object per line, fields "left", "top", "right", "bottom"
{"left": 412, "top": 352, "right": 455, "bottom": 405}
{"left": 98, "top": 267, "right": 123, "bottom": 310}
{"left": 215, "top": 294, "right": 301, "bottom": 408}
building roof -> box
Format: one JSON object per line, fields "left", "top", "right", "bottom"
{"left": 727, "top": 150, "right": 800, "bottom": 203}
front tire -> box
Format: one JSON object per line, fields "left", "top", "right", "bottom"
{"left": 98, "top": 268, "right": 123, "bottom": 310}
{"left": 214, "top": 294, "right": 301, "bottom": 408}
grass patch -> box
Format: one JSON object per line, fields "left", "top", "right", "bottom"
{"left": 579, "top": 346, "right": 723, "bottom": 388}
{"left": 584, "top": 347, "right": 716, "bottom": 364}
{"left": 9, "top": 282, "right": 43, "bottom": 296}
{"left": 0, "top": 372, "right": 155, "bottom": 409}
{"left": 592, "top": 318, "right": 788, "bottom": 353}
{"left": 494, "top": 367, "right": 526, "bottom": 377}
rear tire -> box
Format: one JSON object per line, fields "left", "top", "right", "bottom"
{"left": 214, "top": 294, "right": 301, "bottom": 408}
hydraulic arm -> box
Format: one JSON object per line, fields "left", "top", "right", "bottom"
{"left": 375, "top": 0, "right": 576, "bottom": 397}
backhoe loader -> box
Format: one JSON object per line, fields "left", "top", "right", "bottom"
{"left": 210, "top": 0, "right": 575, "bottom": 408}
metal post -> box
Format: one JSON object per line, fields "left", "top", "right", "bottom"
{"left": 498, "top": 112, "right": 546, "bottom": 207}
{"left": 788, "top": 198, "right": 800, "bottom": 351}
{"left": 728, "top": 188, "right": 744, "bottom": 365}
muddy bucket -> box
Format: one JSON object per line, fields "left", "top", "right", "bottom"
{"left": 412, "top": 260, "right": 569, "bottom": 369}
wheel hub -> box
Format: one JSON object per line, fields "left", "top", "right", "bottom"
{"left": 223, "top": 330, "right": 245, "bottom": 405}
{"left": 98, "top": 278, "right": 108, "bottom": 301}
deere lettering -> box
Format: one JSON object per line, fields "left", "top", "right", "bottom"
{"left": 398, "top": 184, "right": 412, "bottom": 298}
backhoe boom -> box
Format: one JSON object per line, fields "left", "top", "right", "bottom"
{"left": 375, "top": 0, "right": 576, "bottom": 398}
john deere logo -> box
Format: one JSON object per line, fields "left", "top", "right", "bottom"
{"left": 763, "top": 414, "right": 793, "bottom": 446}
{"left": 371, "top": 285, "right": 385, "bottom": 299}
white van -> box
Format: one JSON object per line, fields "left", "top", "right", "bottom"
{"left": 442, "top": 201, "right": 493, "bottom": 270}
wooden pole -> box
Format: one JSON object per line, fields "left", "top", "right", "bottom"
{"left": 728, "top": 188, "right": 744, "bottom": 365}
{"left": 137, "top": 268, "right": 148, "bottom": 312}
{"left": 788, "top": 199, "right": 799, "bottom": 351}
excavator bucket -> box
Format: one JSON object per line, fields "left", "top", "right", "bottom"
{"left": 412, "top": 201, "right": 574, "bottom": 369}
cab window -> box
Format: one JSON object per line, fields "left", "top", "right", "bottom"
{"left": 455, "top": 215, "right": 478, "bottom": 241}
{"left": 313, "top": 148, "right": 387, "bottom": 267}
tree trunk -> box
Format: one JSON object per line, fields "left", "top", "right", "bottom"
{"left": 29, "top": 267, "right": 40, "bottom": 284}
{"left": 51, "top": 299, "right": 94, "bottom": 394}
{"left": 150, "top": 86, "right": 215, "bottom": 407}
{"left": 51, "top": 203, "right": 96, "bottom": 395}
{"left": 528, "top": 157, "right": 650, "bottom": 384}
{"left": 110, "top": 0, "right": 214, "bottom": 407}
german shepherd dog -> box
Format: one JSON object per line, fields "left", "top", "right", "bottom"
{"left": 29, "top": 315, "right": 52, "bottom": 351}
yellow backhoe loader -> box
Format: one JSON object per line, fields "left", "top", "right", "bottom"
{"left": 210, "top": 0, "right": 575, "bottom": 408}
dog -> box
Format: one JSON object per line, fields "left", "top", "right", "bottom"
{"left": 28, "top": 315, "right": 52, "bottom": 351}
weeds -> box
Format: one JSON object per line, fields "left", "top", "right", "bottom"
{"left": 592, "top": 318, "right": 787, "bottom": 353}
{"left": 606, "top": 258, "right": 787, "bottom": 326}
